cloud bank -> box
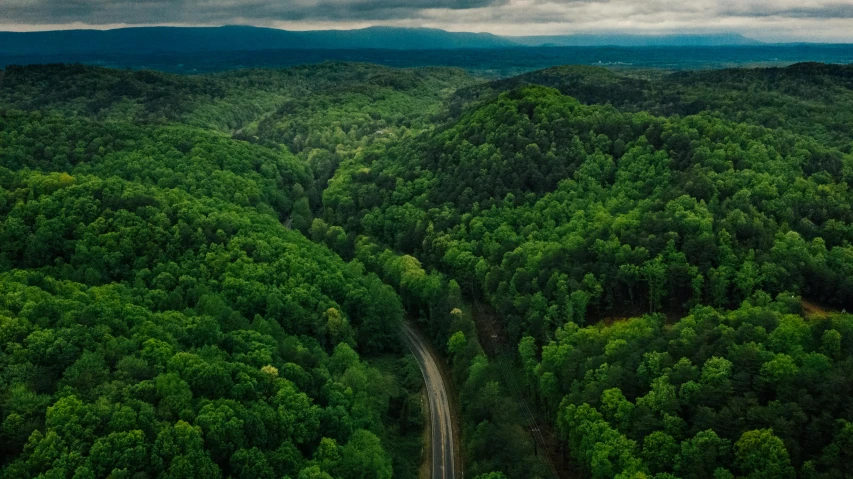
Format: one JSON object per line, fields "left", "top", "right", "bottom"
{"left": 1, "top": 0, "right": 852, "bottom": 42}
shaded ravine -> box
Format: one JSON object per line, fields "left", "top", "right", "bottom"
{"left": 402, "top": 323, "right": 456, "bottom": 479}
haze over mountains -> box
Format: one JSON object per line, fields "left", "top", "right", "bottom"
{"left": 0, "top": 25, "right": 766, "bottom": 55}
{"left": 508, "top": 33, "right": 762, "bottom": 47}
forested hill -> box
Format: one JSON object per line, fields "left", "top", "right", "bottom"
{"left": 328, "top": 84, "right": 853, "bottom": 315}
{"left": 322, "top": 67, "right": 853, "bottom": 478}
{"left": 0, "top": 26, "right": 519, "bottom": 54}
{"left": 0, "top": 26, "right": 762, "bottom": 56}
{"left": 5, "top": 60, "right": 853, "bottom": 479}
{"left": 0, "top": 62, "right": 475, "bottom": 130}
{"left": 0, "top": 62, "right": 484, "bottom": 479}
{"left": 507, "top": 33, "right": 760, "bottom": 47}
{"left": 452, "top": 62, "right": 853, "bottom": 150}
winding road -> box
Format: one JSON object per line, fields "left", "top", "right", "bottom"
{"left": 402, "top": 323, "right": 456, "bottom": 479}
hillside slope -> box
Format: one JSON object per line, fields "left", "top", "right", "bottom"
{"left": 453, "top": 63, "right": 853, "bottom": 150}
{"left": 0, "top": 26, "right": 518, "bottom": 55}
{"left": 322, "top": 81, "right": 853, "bottom": 478}
{"left": 0, "top": 64, "right": 436, "bottom": 479}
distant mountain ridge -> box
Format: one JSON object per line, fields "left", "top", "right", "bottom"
{"left": 507, "top": 33, "right": 762, "bottom": 47}
{"left": 0, "top": 26, "right": 516, "bottom": 54}
{"left": 0, "top": 25, "right": 764, "bottom": 55}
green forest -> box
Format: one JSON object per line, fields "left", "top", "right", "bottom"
{"left": 2, "top": 60, "right": 853, "bottom": 479}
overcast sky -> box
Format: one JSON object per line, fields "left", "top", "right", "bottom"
{"left": 1, "top": 0, "right": 852, "bottom": 42}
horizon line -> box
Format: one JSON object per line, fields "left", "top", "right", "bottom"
{"left": 1, "top": 24, "right": 852, "bottom": 45}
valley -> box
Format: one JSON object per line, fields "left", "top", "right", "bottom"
{"left": 3, "top": 59, "right": 853, "bottom": 479}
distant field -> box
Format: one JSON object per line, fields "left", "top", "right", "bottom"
{"left": 2, "top": 44, "right": 852, "bottom": 76}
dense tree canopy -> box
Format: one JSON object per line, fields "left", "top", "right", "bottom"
{"left": 0, "top": 171, "right": 406, "bottom": 478}
{"left": 541, "top": 296, "right": 853, "bottom": 478}
{"left": 0, "top": 63, "right": 451, "bottom": 478}
{"left": 320, "top": 64, "right": 853, "bottom": 477}
{"left": 326, "top": 85, "right": 853, "bottom": 333}
{"left": 5, "top": 59, "right": 853, "bottom": 479}
{"left": 453, "top": 63, "right": 853, "bottom": 151}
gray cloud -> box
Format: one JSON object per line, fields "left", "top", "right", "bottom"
{"left": 719, "top": 1, "right": 853, "bottom": 18}
{"left": 766, "top": 4, "right": 853, "bottom": 18}
{"left": 0, "top": 0, "right": 508, "bottom": 24}
{"left": 0, "top": 0, "right": 851, "bottom": 42}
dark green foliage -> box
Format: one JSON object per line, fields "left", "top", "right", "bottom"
{"left": 0, "top": 62, "right": 476, "bottom": 136}
{"left": 320, "top": 65, "right": 853, "bottom": 477}
{"left": 0, "top": 63, "right": 448, "bottom": 478}
{"left": 540, "top": 298, "right": 853, "bottom": 478}
{"left": 247, "top": 64, "right": 475, "bottom": 206}
{"left": 0, "top": 110, "right": 309, "bottom": 217}
{"left": 0, "top": 64, "right": 226, "bottom": 123}
{"left": 455, "top": 63, "right": 853, "bottom": 150}
{"left": 6, "top": 59, "right": 853, "bottom": 479}
{"left": 253, "top": 65, "right": 473, "bottom": 154}
{"left": 0, "top": 175, "right": 403, "bottom": 477}
{"left": 309, "top": 228, "right": 553, "bottom": 477}
{"left": 325, "top": 85, "right": 853, "bottom": 339}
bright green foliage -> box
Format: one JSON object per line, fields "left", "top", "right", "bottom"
{"left": 326, "top": 84, "right": 853, "bottom": 342}
{"left": 457, "top": 63, "right": 853, "bottom": 150}
{"left": 254, "top": 66, "right": 471, "bottom": 155}
{"left": 0, "top": 261, "right": 396, "bottom": 477}
{"left": 642, "top": 431, "right": 678, "bottom": 473}
{"left": 559, "top": 403, "right": 643, "bottom": 478}
{"left": 6, "top": 59, "right": 853, "bottom": 479}
{"left": 734, "top": 429, "right": 795, "bottom": 479}
{"left": 535, "top": 299, "right": 853, "bottom": 478}
{"left": 0, "top": 110, "right": 309, "bottom": 218}
{"left": 319, "top": 233, "right": 551, "bottom": 477}
{"left": 337, "top": 429, "right": 393, "bottom": 479}
{"left": 448, "top": 331, "right": 467, "bottom": 355}
{"left": 0, "top": 64, "right": 432, "bottom": 478}
{"left": 0, "top": 63, "right": 475, "bottom": 134}
{"left": 319, "top": 64, "right": 853, "bottom": 478}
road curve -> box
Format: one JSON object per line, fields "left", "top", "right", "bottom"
{"left": 402, "top": 323, "right": 456, "bottom": 479}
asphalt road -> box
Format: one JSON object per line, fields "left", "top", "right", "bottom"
{"left": 403, "top": 323, "right": 456, "bottom": 479}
